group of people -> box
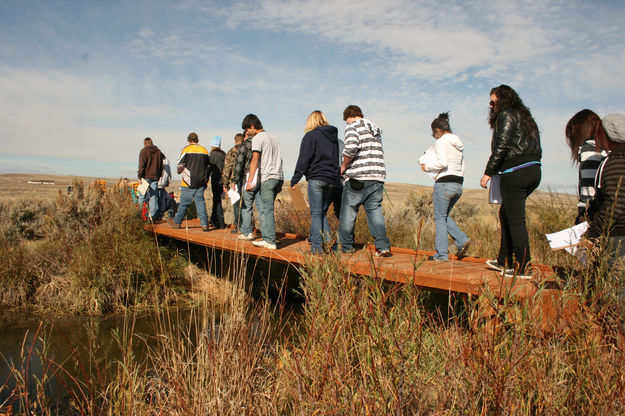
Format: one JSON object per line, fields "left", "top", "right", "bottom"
{"left": 137, "top": 85, "right": 625, "bottom": 280}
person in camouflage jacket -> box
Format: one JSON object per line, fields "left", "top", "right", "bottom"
{"left": 222, "top": 133, "right": 244, "bottom": 232}
{"left": 231, "top": 132, "right": 255, "bottom": 187}
{"left": 222, "top": 133, "right": 244, "bottom": 189}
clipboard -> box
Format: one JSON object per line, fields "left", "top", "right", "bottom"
{"left": 288, "top": 184, "right": 309, "bottom": 211}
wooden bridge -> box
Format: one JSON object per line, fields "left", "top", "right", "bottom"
{"left": 145, "top": 219, "right": 570, "bottom": 330}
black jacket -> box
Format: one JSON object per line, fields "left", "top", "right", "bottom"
{"left": 290, "top": 125, "right": 340, "bottom": 187}
{"left": 208, "top": 148, "right": 226, "bottom": 189}
{"left": 484, "top": 108, "right": 542, "bottom": 176}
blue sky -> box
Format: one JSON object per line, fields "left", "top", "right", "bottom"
{"left": 0, "top": 0, "right": 623, "bottom": 192}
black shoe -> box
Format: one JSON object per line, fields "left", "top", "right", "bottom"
{"left": 457, "top": 240, "right": 471, "bottom": 258}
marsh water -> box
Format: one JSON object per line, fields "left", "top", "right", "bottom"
{"left": 0, "top": 307, "right": 209, "bottom": 411}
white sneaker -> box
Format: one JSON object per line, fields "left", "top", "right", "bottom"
{"left": 486, "top": 259, "right": 514, "bottom": 275}
{"left": 503, "top": 270, "right": 534, "bottom": 280}
{"left": 252, "top": 240, "right": 277, "bottom": 249}
{"left": 238, "top": 233, "right": 254, "bottom": 240}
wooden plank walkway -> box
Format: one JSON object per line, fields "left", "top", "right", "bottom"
{"left": 144, "top": 219, "right": 557, "bottom": 301}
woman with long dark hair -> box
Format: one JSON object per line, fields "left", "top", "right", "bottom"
{"left": 565, "top": 109, "right": 607, "bottom": 224}
{"left": 480, "top": 85, "right": 542, "bottom": 278}
{"left": 585, "top": 114, "right": 625, "bottom": 268}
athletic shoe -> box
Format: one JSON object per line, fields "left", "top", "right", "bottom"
{"left": 168, "top": 218, "right": 181, "bottom": 229}
{"left": 375, "top": 249, "right": 392, "bottom": 258}
{"left": 485, "top": 259, "right": 505, "bottom": 272}
{"left": 427, "top": 255, "right": 448, "bottom": 262}
{"left": 201, "top": 225, "right": 209, "bottom": 232}
{"left": 252, "top": 240, "right": 277, "bottom": 249}
{"left": 238, "top": 233, "right": 254, "bottom": 240}
{"left": 503, "top": 270, "right": 533, "bottom": 280}
{"left": 457, "top": 240, "right": 471, "bottom": 258}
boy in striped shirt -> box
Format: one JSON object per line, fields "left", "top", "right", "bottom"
{"left": 338, "top": 105, "right": 391, "bottom": 257}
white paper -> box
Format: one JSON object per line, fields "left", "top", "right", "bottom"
{"left": 137, "top": 178, "right": 149, "bottom": 195}
{"left": 489, "top": 174, "right": 502, "bottom": 204}
{"left": 245, "top": 171, "right": 258, "bottom": 189}
{"left": 418, "top": 146, "right": 441, "bottom": 180}
{"left": 546, "top": 221, "right": 589, "bottom": 250}
{"left": 227, "top": 186, "right": 240, "bottom": 205}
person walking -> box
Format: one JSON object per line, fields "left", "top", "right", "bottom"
{"left": 137, "top": 137, "right": 163, "bottom": 220}
{"left": 420, "top": 112, "right": 470, "bottom": 261}
{"left": 243, "top": 114, "right": 284, "bottom": 250}
{"left": 208, "top": 136, "right": 226, "bottom": 229}
{"left": 231, "top": 130, "right": 257, "bottom": 241}
{"left": 290, "top": 110, "right": 340, "bottom": 254}
{"left": 480, "top": 85, "right": 542, "bottom": 279}
{"left": 338, "top": 105, "right": 392, "bottom": 257}
{"left": 155, "top": 154, "right": 172, "bottom": 220}
{"left": 222, "top": 133, "right": 244, "bottom": 233}
{"left": 565, "top": 109, "right": 608, "bottom": 224}
{"left": 172, "top": 132, "right": 210, "bottom": 231}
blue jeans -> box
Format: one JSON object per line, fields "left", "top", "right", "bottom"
{"left": 259, "top": 179, "right": 283, "bottom": 245}
{"left": 146, "top": 179, "right": 159, "bottom": 219}
{"left": 240, "top": 185, "right": 259, "bottom": 235}
{"left": 433, "top": 182, "right": 469, "bottom": 260}
{"left": 174, "top": 186, "right": 208, "bottom": 227}
{"left": 338, "top": 180, "right": 390, "bottom": 252}
{"left": 308, "top": 180, "right": 335, "bottom": 253}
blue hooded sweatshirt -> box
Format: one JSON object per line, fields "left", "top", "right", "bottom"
{"left": 290, "top": 125, "right": 340, "bottom": 187}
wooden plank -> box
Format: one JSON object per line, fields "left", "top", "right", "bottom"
{"left": 145, "top": 219, "right": 555, "bottom": 300}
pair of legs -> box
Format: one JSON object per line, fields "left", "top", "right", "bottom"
{"left": 156, "top": 188, "right": 175, "bottom": 220}
{"left": 497, "top": 165, "right": 541, "bottom": 273}
{"left": 258, "top": 179, "right": 283, "bottom": 245}
{"left": 173, "top": 186, "right": 209, "bottom": 227}
{"left": 432, "top": 182, "right": 469, "bottom": 260}
{"left": 307, "top": 179, "right": 335, "bottom": 254}
{"left": 210, "top": 183, "right": 225, "bottom": 229}
{"left": 231, "top": 182, "right": 242, "bottom": 231}
{"left": 145, "top": 179, "right": 159, "bottom": 219}
{"left": 338, "top": 180, "right": 390, "bottom": 253}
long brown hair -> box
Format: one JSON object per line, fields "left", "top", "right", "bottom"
{"left": 489, "top": 85, "right": 539, "bottom": 143}
{"left": 565, "top": 109, "right": 603, "bottom": 163}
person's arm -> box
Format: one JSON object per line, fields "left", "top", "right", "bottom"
{"left": 484, "top": 111, "right": 513, "bottom": 177}
{"left": 291, "top": 133, "right": 314, "bottom": 188}
{"left": 246, "top": 152, "right": 260, "bottom": 191}
{"left": 425, "top": 139, "right": 448, "bottom": 171}
{"left": 138, "top": 150, "right": 146, "bottom": 179}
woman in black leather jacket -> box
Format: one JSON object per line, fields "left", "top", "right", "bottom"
{"left": 480, "top": 85, "right": 542, "bottom": 278}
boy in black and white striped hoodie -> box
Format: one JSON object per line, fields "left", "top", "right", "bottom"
{"left": 338, "top": 105, "right": 392, "bottom": 257}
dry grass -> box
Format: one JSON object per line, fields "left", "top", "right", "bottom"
{"left": 3, "top": 175, "right": 625, "bottom": 414}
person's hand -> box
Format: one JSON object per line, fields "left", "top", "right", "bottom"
{"left": 578, "top": 237, "right": 594, "bottom": 248}
{"left": 420, "top": 163, "right": 427, "bottom": 172}
{"left": 340, "top": 166, "right": 346, "bottom": 176}
{"left": 230, "top": 183, "right": 236, "bottom": 191}
{"left": 480, "top": 174, "right": 491, "bottom": 189}
{"left": 291, "top": 185, "right": 296, "bottom": 190}
{"left": 246, "top": 182, "right": 253, "bottom": 191}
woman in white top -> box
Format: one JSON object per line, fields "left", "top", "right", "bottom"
{"left": 420, "top": 112, "right": 470, "bottom": 261}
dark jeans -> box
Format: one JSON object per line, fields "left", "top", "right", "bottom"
{"left": 307, "top": 180, "right": 335, "bottom": 254}
{"left": 210, "top": 183, "right": 225, "bottom": 229}
{"left": 498, "top": 165, "right": 541, "bottom": 273}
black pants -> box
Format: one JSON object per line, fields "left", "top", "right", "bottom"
{"left": 210, "top": 182, "right": 226, "bottom": 229}
{"left": 497, "top": 165, "right": 541, "bottom": 273}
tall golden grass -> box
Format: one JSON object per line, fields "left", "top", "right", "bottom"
{"left": 2, "top": 183, "right": 625, "bottom": 414}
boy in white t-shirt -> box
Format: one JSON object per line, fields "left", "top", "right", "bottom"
{"left": 242, "top": 114, "right": 284, "bottom": 249}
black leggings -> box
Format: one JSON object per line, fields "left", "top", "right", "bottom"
{"left": 497, "top": 165, "right": 541, "bottom": 273}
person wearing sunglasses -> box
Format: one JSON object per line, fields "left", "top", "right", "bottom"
{"left": 480, "top": 85, "right": 542, "bottom": 279}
